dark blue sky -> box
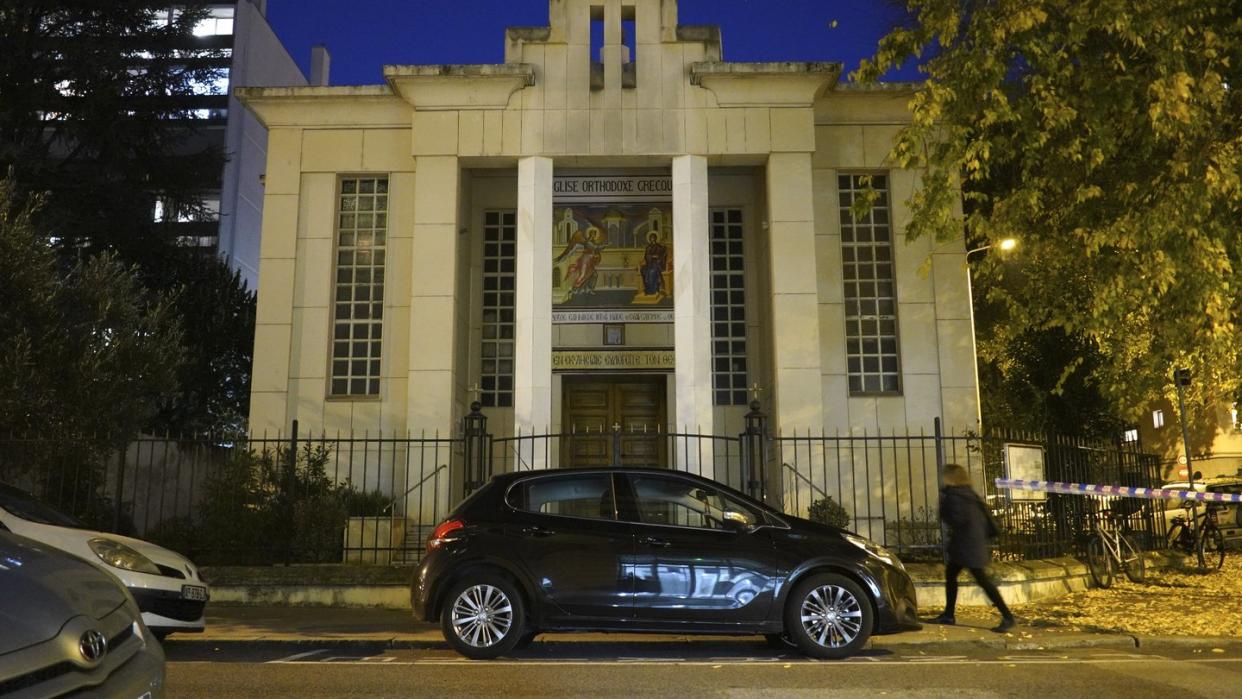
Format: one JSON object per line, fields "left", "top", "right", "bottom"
{"left": 266, "top": 0, "right": 920, "bottom": 86}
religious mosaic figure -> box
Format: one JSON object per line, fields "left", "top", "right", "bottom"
{"left": 555, "top": 226, "right": 607, "bottom": 297}
{"left": 640, "top": 232, "right": 668, "bottom": 296}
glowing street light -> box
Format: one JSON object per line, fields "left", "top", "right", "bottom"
{"left": 964, "top": 236, "right": 1019, "bottom": 429}
{"left": 967, "top": 237, "right": 1018, "bottom": 259}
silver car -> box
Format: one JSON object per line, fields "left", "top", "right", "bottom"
{"left": 0, "top": 531, "right": 165, "bottom": 698}
{"left": 1161, "top": 477, "right": 1242, "bottom": 545}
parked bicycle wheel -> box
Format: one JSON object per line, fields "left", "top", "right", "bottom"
{"left": 1087, "top": 534, "right": 1113, "bottom": 588}
{"left": 1197, "top": 524, "right": 1226, "bottom": 571}
{"left": 1166, "top": 521, "right": 1188, "bottom": 554}
{"left": 1121, "top": 534, "right": 1146, "bottom": 583}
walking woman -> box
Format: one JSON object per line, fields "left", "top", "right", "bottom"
{"left": 930, "top": 463, "right": 1015, "bottom": 632}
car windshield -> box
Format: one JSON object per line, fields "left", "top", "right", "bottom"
{"left": 0, "top": 484, "right": 87, "bottom": 528}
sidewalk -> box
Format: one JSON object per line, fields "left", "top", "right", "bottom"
{"left": 170, "top": 604, "right": 1239, "bottom": 655}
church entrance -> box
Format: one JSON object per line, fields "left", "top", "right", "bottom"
{"left": 561, "top": 375, "right": 668, "bottom": 468}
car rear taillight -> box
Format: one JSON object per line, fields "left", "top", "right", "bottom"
{"left": 427, "top": 519, "right": 465, "bottom": 551}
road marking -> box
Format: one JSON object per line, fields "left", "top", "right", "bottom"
{"left": 250, "top": 657, "right": 1242, "bottom": 668}
{"left": 265, "top": 649, "right": 327, "bottom": 664}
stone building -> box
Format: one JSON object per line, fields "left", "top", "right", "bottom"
{"left": 238, "top": 0, "right": 979, "bottom": 475}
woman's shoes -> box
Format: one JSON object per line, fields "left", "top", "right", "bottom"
{"left": 929, "top": 613, "right": 956, "bottom": 625}
{"left": 992, "top": 616, "right": 1016, "bottom": 633}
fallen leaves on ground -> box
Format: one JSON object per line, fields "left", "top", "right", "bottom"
{"left": 935, "top": 557, "right": 1242, "bottom": 638}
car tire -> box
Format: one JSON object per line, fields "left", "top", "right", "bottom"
{"left": 783, "top": 573, "right": 873, "bottom": 659}
{"left": 514, "top": 630, "right": 539, "bottom": 650}
{"left": 440, "top": 574, "right": 526, "bottom": 659}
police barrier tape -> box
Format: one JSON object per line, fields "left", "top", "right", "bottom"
{"left": 993, "top": 478, "right": 1242, "bottom": 503}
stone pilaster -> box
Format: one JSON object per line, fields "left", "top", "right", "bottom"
{"left": 407, "top": 156, "right": 461, "bottom": 436}
{"left": 514, "top": 156, "right": 555, "bottom": 462}
{"left": 766, "top": 152, "right": 824, "bottom": 431}
{"left": 673, "top": 154, "right": 715, "bottom": 474}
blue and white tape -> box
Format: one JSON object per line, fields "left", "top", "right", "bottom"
{"left": 994, "top": 478, "right": 1242, "bottom": 503}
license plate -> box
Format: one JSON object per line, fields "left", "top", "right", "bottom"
{"left": 181, "top": 585, "right": 208, "bottom": 601}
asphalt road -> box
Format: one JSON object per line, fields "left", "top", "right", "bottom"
{"left": 165, "top": 641, "right": 1242, "bottom": 698}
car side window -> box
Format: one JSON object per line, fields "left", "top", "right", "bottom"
{"left": 507, "top": 474, "right": 616, "bottom": 521}
{"left": 629, "top": 475, "right": 760, "bottom": 530}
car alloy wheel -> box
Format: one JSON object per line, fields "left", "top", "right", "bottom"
{"left": 783, "top": 573, "right": 873, "bottom": 659}
{"left": 801, "top": 584, "right": 864, "bottom": 648}
{"left": 452, "top": 584, "right": 513, "bottom": 648}
{"left": 440, "top": 574, "right": 526, "bottom": 659}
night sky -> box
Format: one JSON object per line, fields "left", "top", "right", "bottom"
{"left": 265, "top": 0, "right": 921, "bottom": 86}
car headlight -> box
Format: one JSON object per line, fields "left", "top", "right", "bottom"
{"left": 844, "top": 533, "right": 905, "bottom": 571}
{"left": 88, "top": 538, "right": 161, "bottom": 575}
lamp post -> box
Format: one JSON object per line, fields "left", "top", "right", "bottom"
{"left": 1173, "top": 368, "right": 1198, "bottom": 541}
{"left": 964, "top": 238, "right": 1017, "bottom": 432}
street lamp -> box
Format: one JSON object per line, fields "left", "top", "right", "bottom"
{"left": 964, "top": 237, "right": 1019, "bottom": 430}
{"left": 967, "top": 237, "right": 1018, "bottom": 259}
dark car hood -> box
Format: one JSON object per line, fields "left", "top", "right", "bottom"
{"left": 779, "top": 515, "right": 850, "bottom": 540}
{"left": 0, "top": 532, "right": 127, "bottom": 655}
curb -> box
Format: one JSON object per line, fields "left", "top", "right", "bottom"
{"left": 165, "top": 633, "right": 1149, "bottom": 654}
{"left": 1134, "top": 636, "right": 1242, "bottom": 652}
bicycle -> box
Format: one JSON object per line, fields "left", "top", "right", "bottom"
{"left": 1166, "top": 501, "right": 1226, "bottom": 571}
{"left": 1085, "top": 507, "right": 1146, "bottom": 589}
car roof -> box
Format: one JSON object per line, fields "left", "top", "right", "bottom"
{"left": 1163, "top": 477, "right": 1242, "bottom": 489}
{"left": 490, "top": 466, "right": 714, "bottom": 485}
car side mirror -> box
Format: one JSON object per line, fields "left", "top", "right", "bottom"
{"left": 722, "top": 510, "right": 753, "bottom": 532}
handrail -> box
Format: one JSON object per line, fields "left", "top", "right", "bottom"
{"left": 509, "top": 440, "right": 536, "bottom": 471}
{"left": 780, "top": 461, "right": 830, "bottom": 501}
{"left": 381, "top": 463, "right": 449, "bottom": 515}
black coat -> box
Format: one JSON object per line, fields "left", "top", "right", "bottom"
{"left": 939, "top": 485, "right": 994, "bottom": 568}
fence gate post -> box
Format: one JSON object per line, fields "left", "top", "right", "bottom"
{"left": 112, "top": 438, "right": 129, "bottom": 533}
{"left": 743, "top": 400, "right": 768, "bottom": 501}
{"left": 462, "top": 402, "right": 489, "bottom": 492}
{"left": 933, "top": 417, "right": 945, "bottom": 482}
{"left": 283, "top": 419, "right": 299, "bottom": 565}
{"left": 611, "top": 422, "right": 622, "bottom": 469}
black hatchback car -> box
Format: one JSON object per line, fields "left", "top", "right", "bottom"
{"left": 412, "top": 467, "right": 919, "bottom": 659}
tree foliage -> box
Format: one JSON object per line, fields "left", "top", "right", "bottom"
{"left": 0, "top": 1, "right": 222, "bottom": 256}
{"left": 0, "top": 3, "right": 255, "bottom": 434}
{"left": 0, "top": 179, "right": 183, "bottom": 440}
{"left": 148, "top": 256, "right": 255, "bottom": 436}
{"left": 857, "top": 0, "right": 1242, "bottom": 420}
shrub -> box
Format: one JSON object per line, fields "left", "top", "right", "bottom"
{"left": 189, "top": 442, "right": 374, "bottom": 565}
{"left": 808, "top": 496, "right": 851, "bottom": 530}
{"left": 884, "top": 507, "right": 943, "bottom": 560}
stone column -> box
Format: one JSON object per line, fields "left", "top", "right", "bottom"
{"left": 673, "top": 154, "right": 715, "bottom": 475}
{"left": 407, "top": 155, "right": 461, "bottom": 434}
{"left": 408, "top": 155, "right": 461, "bottom": 520}
{"left": 514, "top": 156, "right": 554, "bottom": 467}
{"left": 766, "top": 152, "right": 824, "bottom": 431}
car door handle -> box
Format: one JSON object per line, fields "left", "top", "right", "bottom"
{"left": 639, "top": 536, "right": 672, "bottom": 548}
{"left": 521, "top": 525, "right": 555, "bottom": 538}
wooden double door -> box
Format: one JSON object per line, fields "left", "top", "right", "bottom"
{"left": 562, "top": 376, "right": 668, "bottom": 468}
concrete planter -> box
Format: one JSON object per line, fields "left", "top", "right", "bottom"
{"left": 342, "top": 516, "right": 409, "bottom": 565}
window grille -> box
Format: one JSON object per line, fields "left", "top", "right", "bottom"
{"left": 330, "top": 177, "right": 388, "bottom": 397}
{"left": 710, "top": 208, "right": 748, "bottom": 406}
{"left": 839, "top": 173, "right": 901, "bottom": 394}
{"left": 481, "top": 211, "right": 516, "bottom": 407}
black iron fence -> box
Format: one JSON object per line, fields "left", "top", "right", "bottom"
{"left": 0, "top": 403, "right": 1166, "bottom": 567}
{"left": 0, "top": 423, "right": 461, "bottom": 567}
{"left": 773, "top": 424, "right": 1166, "bottom": 561}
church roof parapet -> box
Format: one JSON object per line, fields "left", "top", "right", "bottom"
{"left": 690, "top": 61, "right": 842, "bottom": 107}
{"left": 383, "top": 64, "right": 536, "bottom": 110}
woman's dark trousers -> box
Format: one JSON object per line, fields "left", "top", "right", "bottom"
{"left": 944, "top": 563, "right": 1012, "bottom": 618}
